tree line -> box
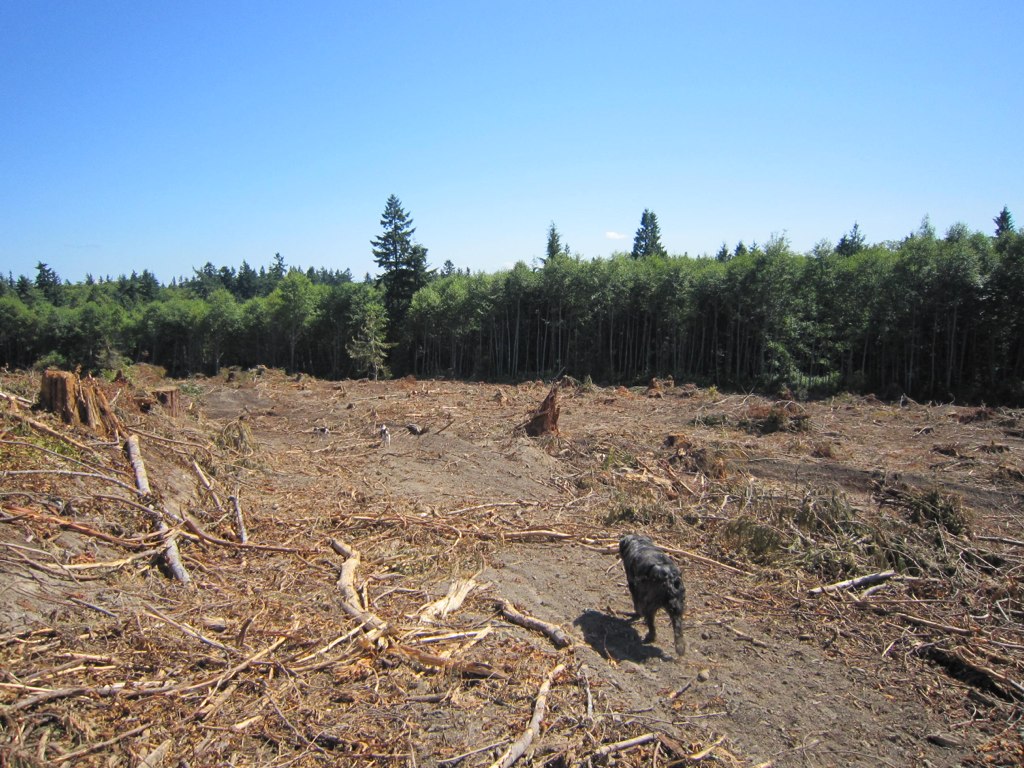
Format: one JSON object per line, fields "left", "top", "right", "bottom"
{"left": 2, "top": 201, "right": 1022, "bottom": 404}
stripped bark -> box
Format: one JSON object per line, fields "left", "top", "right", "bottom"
{"left": 229, "top": 492, "right": 248, "bottom": 543}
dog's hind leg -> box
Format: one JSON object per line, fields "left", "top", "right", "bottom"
{"left": 642, "top": 609, "right": 658, "bottom": 643}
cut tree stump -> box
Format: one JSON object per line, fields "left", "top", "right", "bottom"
{"left": 153, "top": 388, "right": 180, "bottom": 417}
{"left": 522, "top": 382, "right": 560, "bottom": 437}
{"left": 39, "top": 370, "right": 79, "bottom": 425}
{"left": 39, "top": 370, "right": 120, "bottom": 436}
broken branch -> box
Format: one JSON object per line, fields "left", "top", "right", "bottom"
{"left": 809, "top": 569, "right": 897, "bottom": 595}
{"left": 497, "top": 599, "right": 572, "bottom": 649}
{"left": 487, "top": 662, "right": 565, "bottom": 768}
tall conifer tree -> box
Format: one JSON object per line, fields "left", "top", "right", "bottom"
{"left": 631, "top": 209, "right": 667, "bottom": 259}
{"left": 372, "top": 195, "right": 430, "bottom": 324}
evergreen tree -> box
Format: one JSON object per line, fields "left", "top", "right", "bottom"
{"left": 346, "top": 299, "right": 394, "bottom": 380}
{"left": 35, "top": 262, "right": 64, "bottom": 304}
{"left": 236, "top": 260, "right": 259, "bottom": 299}
{"left": 546, "top": 222, "right": 564, "bottom": 262}
{"left": 994, "top": 206, "right": 1015, "bottom": 237}
{"left": 836, "top": 222, "right": 865, "bottom": 257}
{"left": 631, "top": 209, "right": 666, "bottom": 259}
{"left": 371, "top": 195, "right": 430, "bottom": 324}
{"left": 270, "top": 252, "right": 286, "bottom": 280}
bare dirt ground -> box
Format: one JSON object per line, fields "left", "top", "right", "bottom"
{"left": 2, "top": 368, "right": 1023, "bottom": 767}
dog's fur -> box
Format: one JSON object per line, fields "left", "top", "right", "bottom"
{"left": 619, "top": 534, "right": 687, "bottom": 655}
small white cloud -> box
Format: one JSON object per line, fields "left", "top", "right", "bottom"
{"left": 605, "top": 231, "right": 627, "bottom": 240}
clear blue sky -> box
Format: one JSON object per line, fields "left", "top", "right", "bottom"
{"left": 2, "top": 1, "right": 1021, "bottom": 284}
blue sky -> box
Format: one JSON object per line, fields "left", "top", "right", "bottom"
{"left": 2, "top": 1, "right": 1021, "bottom": 284}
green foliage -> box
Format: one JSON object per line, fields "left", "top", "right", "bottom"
{"left": 372, "top": 195, "right": 430, "bottom": 327}
{"left": 1, "top": 212, "right": 1023, "bottom": 405}
{"left": 835, "top": 222, "right": 865, "bottom": 257}
{"left": 346, "top": 299, "right": 393, "bottom": 380}
{"left": 32, "top": 350, "right": 68, "bottom": 370}
{"left": 34, "top": 262, "right": 64, "bottom": 305}
{"left": 630, "top": 209, "right": 666, "bottom": 259}
{"left": 546, "top": 222, "right": 567, "bottom": 262}
{"left": 994, "top": 206, "right": 1015, "bottom": 237}
{"left": 269, "top": 271, "right": 318, "bottom": 371}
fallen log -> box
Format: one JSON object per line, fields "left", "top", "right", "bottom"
{"left": 392, "top": 644, "right": 506, "bottom": 680}
{"left": 590, "top": 733, "right": 657, "bottom": 760}
{"left": 125, "top": 434, "right": 191, "bottom": 585}
{"left": 328, "top": 538, "right": 388, "bottom": 640}
{"left": 1, "top": 505, "right": 147, "bottom": 550}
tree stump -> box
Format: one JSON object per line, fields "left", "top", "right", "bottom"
{"left": 523, "top": 382, "right": 561, "bottom": 437}
{"left": 38, "top": 370, "right": 121, "bottom": 436}
{"left": 39, "top": 370, "right": 79, "bottom": 425}
{"left": 153, "top": 388, "right": 180, "bottom": 418}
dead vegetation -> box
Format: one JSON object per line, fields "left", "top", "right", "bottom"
{"left": 1, "top": 368, "right": 1023, "bottom": 767}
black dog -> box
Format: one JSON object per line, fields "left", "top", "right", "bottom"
{"left": 619, "top": 534, "right": 687, "bottom": 655}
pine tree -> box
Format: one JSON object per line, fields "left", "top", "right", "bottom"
{"left": 836, "top": 222, "right": 865, "bottom": 257}
{"left": 372, "top": 195, "right": 430, "bottom": 324}
{"left": 34, "top": 262, "right": 64, "bottom": 304}
{"left": 546, "top": 222, "right": 564, "bottom": 262}
{"left": 346, "top": 300, "right": 394, "bottom": 380}
{"left": 994, "top": 206, "right": 1015, "bottom": 237}
{"left": 631, "top": 209, "right": 666, "bottom": 259}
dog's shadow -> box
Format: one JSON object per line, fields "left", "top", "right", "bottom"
{"left": 573, "top": 609, "right": 669, "bottom": 663}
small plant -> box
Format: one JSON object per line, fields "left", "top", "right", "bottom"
{"left": 603, "top": 498, "right": 676, "bottom": 527}
{"left": 601, "top": 446, "right": 636, "bottom": 470}
{"left": 32, "top": 351, "right": 68, "bottom": 371}
{"left": 690, "top": 412, "right": 729, "bottom": 427}
{"left": 721, "top": 517, "right": 784, "bottom": 564}
{"left": 905, "top": 488, "right": 971, "bottom": 536}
